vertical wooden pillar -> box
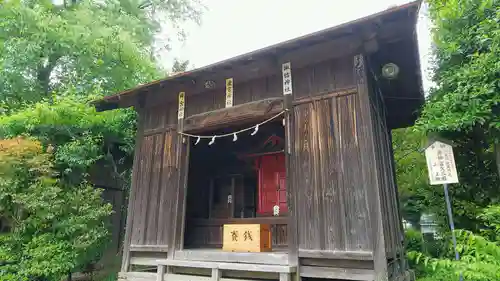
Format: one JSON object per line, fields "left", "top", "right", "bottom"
{"left": 170, "top": 92, "right": 190, "bottom": 258}
{"left": 157, "top": 265, "right": 165, "bottom": 281}
{"left": 282, "top": 62, "right": 299, "bottom": 274}
{"left": 121, "top": 96, "right": 146, "bottom": 272}
{"left": 354, "top": 54, "right": 388, "bottom": 281}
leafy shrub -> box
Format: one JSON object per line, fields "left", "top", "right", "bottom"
{"left": 0, "top": 138, "right": 112, "bottom": 281}
{"left": 405, "top": 228, "right": 424, "bottom": 252}
{"left": 409, "top": 205, "right": 500, "bottom": 281}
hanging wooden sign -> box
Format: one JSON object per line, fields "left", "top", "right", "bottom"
{"left": 225, "top": 78, "right": 234, "bottom": 108}
{"left": 178, "top": 91, "right": 185, "bottom": 120}
{"left": 282, "top": 62, "right": 293, "bottom": 95}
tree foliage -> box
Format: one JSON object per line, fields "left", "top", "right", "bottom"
{"left": 0, "top": 93, "right": 136, "bottom": 187}
{"left": 408, "top": 0, "right": 500, "bottom": 230}
{"left": 417, "top": 0, "right": 499, "bottom": 135}
{"left": 401, "top": 3, "right": 500, "bottom": 278}
{"left": 0, "top": 0, "right": 203, "bottom": 278}
{"left": 0, "top": 138, "right": 112, "bottom": 281}
{"left": 392, "top": 128, "right": 430, "bottom": 227}
{"left": 0, "top": 0, "right": 202, "bottom": 112}
{"left": 409, "top": 205, "right": 500, "bottom": 281}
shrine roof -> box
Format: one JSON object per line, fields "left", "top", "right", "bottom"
{"left": 93, "top": 0, "right": 423, "bottom": 116}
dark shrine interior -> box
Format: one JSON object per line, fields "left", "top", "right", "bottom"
{"left": 184, "top": 120, "right": 288, "bottom": 249}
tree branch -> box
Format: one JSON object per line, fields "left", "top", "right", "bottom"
{"left": 138, "top": 0, "right": 153, "bottom": 10}
{"left": 495, "top": 143, "right": 500, "bottom": 180}
{"left": 36, "top": 53, "right": 61, "bottom": 95}
{"left": 105, "top": 145, "right": 128, "bottom": 191}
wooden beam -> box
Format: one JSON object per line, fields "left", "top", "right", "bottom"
{"left": 300, "top": 258, "right": 374, "bottom": 269}
{"left": 300, "top": 266, "right": 375, "bottom": 281}
{"left": 298, "top": 250, "right": 374, "bottom": 260}
{"left": 292, "top": 87, "right": 358, "bottom": 105}
{"left": 130, "top": 257, "right": 163, "bottom": 266}
{"left": 282, "top": 61, "right": 299, "bottom": 273}
{"left": 172, "top": 250, "right": 289, "bottom": 266}
{"left": 188, "top": 217, "right": 288, "bottom": 226}
{"left": 354, "top": 53, "right": 388, "bottom": 280}
{"left": 156, "top": 259, "right": 296, "bottom": 273}
{"left": 183, "top": 98, "right": 284, "bottom": 133}
{"left": 120, "top": 272, "right": 156, "bottom": 281}
{"left": 161, "top": 274, "right": 263, "bottom": 281}
{"left": 129, "top": 245, "right": 169, "bottom": 252}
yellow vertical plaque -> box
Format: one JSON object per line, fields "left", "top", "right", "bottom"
{"left": 225, "top": 78, "right": 234, "bottom": 108}
{"left": 178, "top": 92, "right": 185, "bottom": 120}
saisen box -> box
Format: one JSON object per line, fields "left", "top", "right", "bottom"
{"left": 222, "top": 224, "right": 272, "bottom": 253}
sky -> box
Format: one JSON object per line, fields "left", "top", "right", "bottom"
{"left": 165, "top": 0, "right": 434, "bottom": 92}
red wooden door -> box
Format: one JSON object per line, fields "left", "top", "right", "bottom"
{"left": 257, "top": 154, "right": 287, "bottom": 215}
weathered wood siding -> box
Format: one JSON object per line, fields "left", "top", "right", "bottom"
{"left": 367, "top": 75, "right": 404, "bottom": 258}
{"left": 122, "top": 53, "right": 403, "bottom": 269}
{"left": 127, "top": 105, "right": 179, "bottom": 249}
{"left": 182, "top": 56, "right": 353, "bottom": 118}
{"left": 292, "top": 92, "right": 372, "bottom": 252}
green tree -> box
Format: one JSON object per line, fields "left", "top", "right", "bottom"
{"left": 0, "top": 0, "right": 202, "bottom": 112}
{"left": 0, "top": 93, "right": 136, "bottom": 187}
{"left": 415, "top": 0, "right": 500, "bottom": 230}
{"left": 0, "top": 0, "right": 203, "bottom": 278}
{"left": 0, "top": 138, "right": 113, "bottom": 281}
{"left": 393, "top": 128, "right": 429, "bottom": 228}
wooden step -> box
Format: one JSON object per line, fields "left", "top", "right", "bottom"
{"left": 300, "top": 266, "right": 375, "bottom": 280}
{"left": 157, "top": 259, "right": 296, "bottom": 273}
{"left": 156, "top": 259, "right": 295, "bottom": 281}
{"left": 118, "top": 272, "right": 267, "bottom": 281}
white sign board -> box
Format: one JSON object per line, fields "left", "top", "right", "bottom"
{"left": 282, "top": 62, "right": 293, "bottom": 95}
{"left": 425, "top": 140, "right": 459, "bottom": 185}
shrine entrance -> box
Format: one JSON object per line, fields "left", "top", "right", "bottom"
{"left": 183, "top": 120, "right": 288, "bottom": 250}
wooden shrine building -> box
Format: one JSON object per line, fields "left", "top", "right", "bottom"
{"left": 94, "top": 2, "right": 424, "bottom": 280}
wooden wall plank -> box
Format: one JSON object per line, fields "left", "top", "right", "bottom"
{"left": 136, "top": 136, "right": 155, "bottom": 245}
{"left": 130, "top": 137, "right": 147, "bottom": 245}
{"left": 293, "top": 92, "right": 375, "bottom": 253}
{"left": 293, "top": 56, "right": 354, "bottom": 100}
{"left": 317, "top": 98, "right": 347, "bottom": 251}
{"left": 164, "top": 131, "right": 179, "bottom": 249}
{"left": 310, "top": 101, "right": 325, "bottom": 250}
{"left": 344, "top": 94, "right": 372, "bottom": 251}
{"left": 145, "top": 134, "right": 164, "bottom": 245}
{"left": 293, "top": 103, "right": 321, "bottom": 250}
{"left": 331, "top": 97, "right": 349, "bottom": 251}
{"left": 157, "top": 130, "right": 176, "bottom": 245}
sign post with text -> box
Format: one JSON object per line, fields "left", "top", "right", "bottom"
{"left": 425, "top": 139, "right": 462, "bottom": 281}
